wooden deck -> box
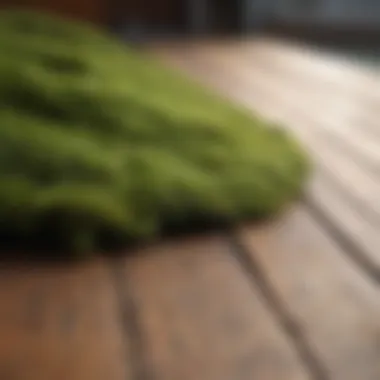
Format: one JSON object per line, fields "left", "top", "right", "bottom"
{"left": 1, "top": 38, "right": 380, "bottom": 380}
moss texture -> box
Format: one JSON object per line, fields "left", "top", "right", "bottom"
{"left": 0, "top": 9, "right": 309, "bottom": 255}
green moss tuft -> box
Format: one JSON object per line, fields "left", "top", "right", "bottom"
{"left": 0, "top": 9, "right": 310, "bottom": 256}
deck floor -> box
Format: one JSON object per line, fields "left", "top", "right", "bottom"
{"left": 1, "top": 38, "right": 380, "bottom": 380}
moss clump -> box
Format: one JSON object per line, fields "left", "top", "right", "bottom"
{"left": 0, "top": 9, "right": 309, "bottom": 255}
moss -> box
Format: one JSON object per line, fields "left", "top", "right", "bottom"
{"left": 0, "top": 9, "right": 310, "bottom": 256}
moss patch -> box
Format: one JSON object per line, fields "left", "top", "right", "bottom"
{"left": 0, "top": 9, "right": 310, "bottom": 256}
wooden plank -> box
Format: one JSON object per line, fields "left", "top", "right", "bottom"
{"left": 0, "top": 260, "right": 130, "bottom": 380}
{"left": 121, "top": 236, "right": 311, "bottom": 380}
{"left": 307, "top": 171, "right": 380, "bottom": 275}
{"left": 238, "top": 207, "right": 380, "bottom": 380}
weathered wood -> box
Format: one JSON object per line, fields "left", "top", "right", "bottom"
{"left": 238, "top": 207, "right": 380, "bottom": 380}
{"left": 0, "top": 260, "right": 130, "bottom": 380}
{"left": 121, "top": 236, "right": 311, "bottom": 380}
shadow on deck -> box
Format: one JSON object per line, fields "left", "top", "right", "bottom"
{"left": 1, "top": 38, "right": 380, "bottom": 380}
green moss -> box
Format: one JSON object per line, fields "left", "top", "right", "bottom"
{"left": 0, "top": 9, "right": 310, "bottom": 255}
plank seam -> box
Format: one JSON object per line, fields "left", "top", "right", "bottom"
{"left": 108, "top": 259, "right": 153, "bottom": 380}
{"left": 303, "top": 196, "right": 380, "bottom": 285}
{"left": 229, "top": 234, "right": 331, "bottom": 380}
{"left": 313, "top": 163, "right": 380, "bottom": 227}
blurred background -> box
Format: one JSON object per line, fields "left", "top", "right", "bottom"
{"left": 2, "top": 0, "right": 380, "bottom": 64}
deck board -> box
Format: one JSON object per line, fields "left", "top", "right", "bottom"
{"left": 238, "top": 208, "right": 380, "bottom": 380}
{"left": 307, "top": 173, "right": 380, "bottom": 277}
{"left": 0, "top": 260, "right": 130, "bottom": 380}
{"left": 121, "top": 236, "right": 311, "bottom": 380}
